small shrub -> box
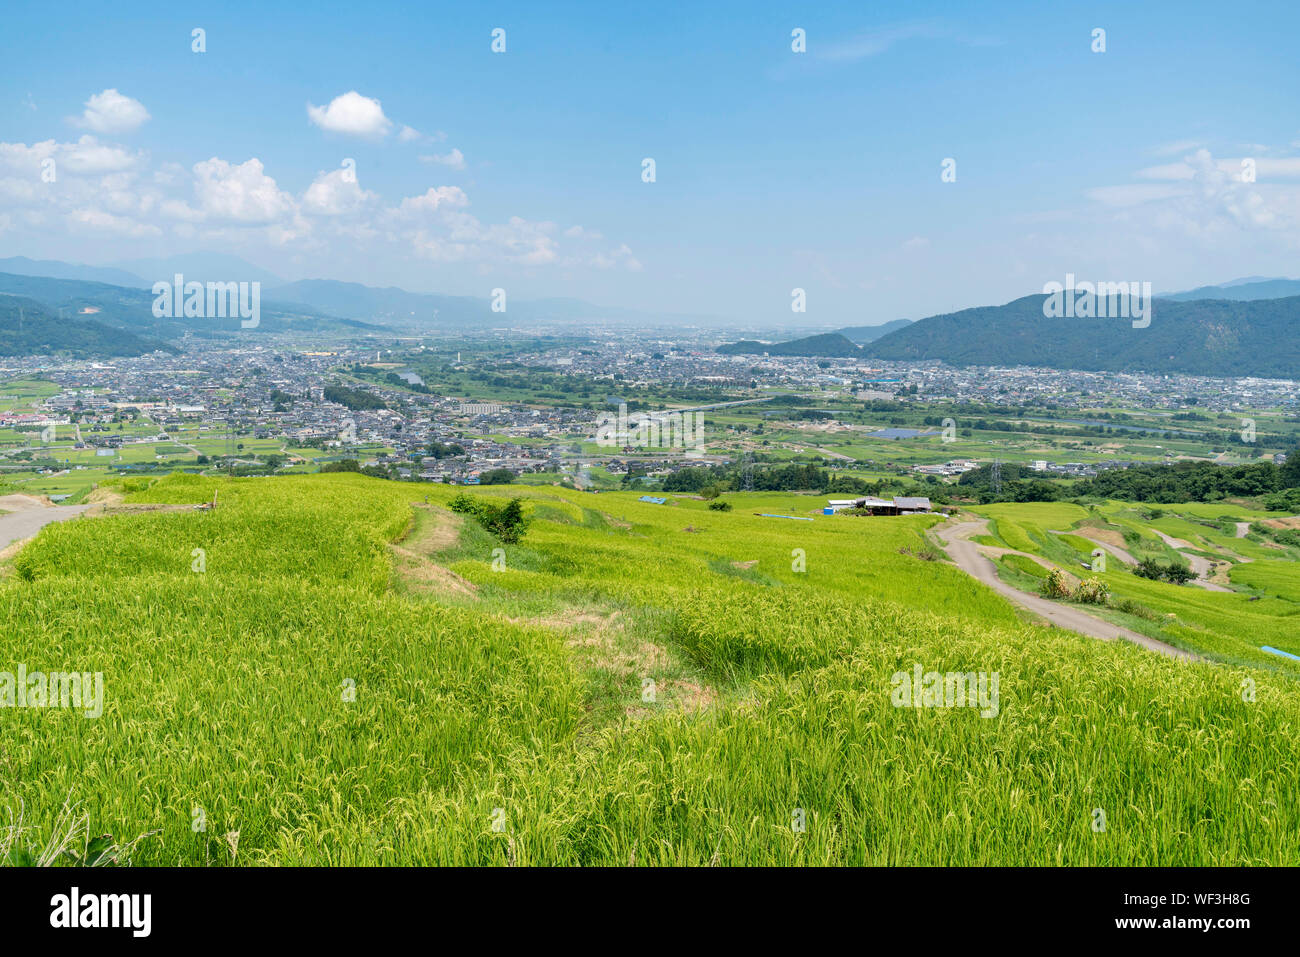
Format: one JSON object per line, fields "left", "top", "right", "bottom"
{"left": 708, "top": 500, "right": 732, "bottom": 511}
{"left": 1134, "top": 557, "right": 1196, "bottom": 584}
{"left": 1073, "top": 577, "right": 1109, "bottom": 604}
{"left": 1040, "top": 568, "right": 1072, "bottom": 599}
{"left": 446, "top": 493, "right": 530, "bottom": 543}
{"left": 321, "top": 459, "right": 361, "bottom": 473}
{"left": 447, "top": 492, "right": 478, "bottom": 515}
{"left": 1112, "top": 597, "right": 1157, "bottom": 620}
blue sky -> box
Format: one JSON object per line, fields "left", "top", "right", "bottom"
{"left": 2, "top": 0, "right": 1298, "bottom": 326}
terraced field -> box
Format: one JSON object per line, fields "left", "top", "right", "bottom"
{"left": 2, "top": 473, "right": 1298, "bottom": 865}
{"left": 969, "top": 499, "right": 1300, "bottom": 673}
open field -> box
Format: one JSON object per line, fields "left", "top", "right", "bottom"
{"left": 1, "top": 473, "right": 1297, "bottom": 865}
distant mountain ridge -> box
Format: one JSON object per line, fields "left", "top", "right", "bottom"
{"left": 1162, "top": 278, "right": 1300, "bottom": 302}
{"left": 266, "top": 279, "right": 486, "bottom": 325}
{"left": 716, "top": 333, "right": 862, "bottom": 357}
{"left": 837, "top": 319, "right": 912, "bottom": 344}
{"left": 265, "top": 278, "right": 726, "bottom": 328}
{"left": 0, "top": 272, "right": 383, "bottom": 345}
{"left": 0, "top": 257, "right": 728, "bottom": 328}
{"left": 0, "top": 294, "right": 174, "bottom": 357}
{"left": 0, "top": 256, "right": 148, "bottom": 288}
{"left": 111, "top": 252, "right": 285, "bottom": 288}
{"left": 864, "top": 293, "right": 1300, "bottom": 377}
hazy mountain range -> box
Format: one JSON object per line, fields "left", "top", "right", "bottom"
{"left": 720, "top": 294, "right": 1300, "bottom": 378}
{"left": 862, "top": 293, "right": 1300, "bottom": 377}
{"left": 0, "top": 271, "right": 380, "bottom": 354}
{"left": 0, "top": 294, "right": 175, "bottom": 358}
{"left": 3, "top": 254, "right": 1299, "bottom": 375}
{"left": 717, "top": 332, "right": 865, "bottom": 357}
{"left": 1160, "top": 278, "right": 1300, "bottom": 302}
{"left": 0, "top": 255, "right": 732, "bottom": 329}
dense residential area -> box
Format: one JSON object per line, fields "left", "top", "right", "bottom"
{"left": 1, "top": 325, "right": 1296, "bottom": 503}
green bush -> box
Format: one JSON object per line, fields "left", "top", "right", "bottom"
{"left": 1073, "top": 577, "right": 1109, "bottom": 604}
{"left": 1040, "top": 568, "right": 1072, "bottom": 599}
{"left": 1134, "top": 557, "right": 1195, "bottom": 584}
{"left": 448, "top": 493, "right": 530, "bottom": 544}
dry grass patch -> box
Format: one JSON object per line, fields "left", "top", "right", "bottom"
{"left": 1263, "top": 516, "right": 1300, "bottom": 530}
{"left": 518, "top": 606, "right": 719, "bottom": 723}
{"left": 390, "top": 544, "right": 479, "bottom": 598}
{"left": 388, "top": 505, "right": 477, "bottom": 599}
{"left": 1074, "top": 527, "right": 1128, "bottom": 550}
{"left": 0, "top": 494, "right": 54, "bottom": 511}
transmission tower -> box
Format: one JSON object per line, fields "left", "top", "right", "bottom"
{"left": 989, "top": 458, "right": 1003, "bottom": 495}
{"left": 742, "top": 451, "right": 755, "bottom": 492}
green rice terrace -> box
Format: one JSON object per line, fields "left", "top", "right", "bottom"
{"left": 2, "top": 473, "right": 1298, "bottom": 865}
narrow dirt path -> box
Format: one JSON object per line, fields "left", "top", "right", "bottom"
{"left": 1059, "top": 529, "right": 1138, "bottom": 567}
{"left": 1235, "top": 522, "right": 1251, "bottom": 539}
{"left": 935, "top": 520, "right": 1196, "bottom": 660}
{"left": 389, "top": 504, "right": 477, "bottom": 598}
{"left": 1150, "top": 529, "right": 1232, "bottom": 592}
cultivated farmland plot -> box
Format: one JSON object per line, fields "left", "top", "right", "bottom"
{"left": 2, "top": 472, "right": 1296, "bottom": 866}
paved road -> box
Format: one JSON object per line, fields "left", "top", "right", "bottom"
{"left": 936, "top": 520, "right": 1196, "bottom": 660}
{"left": 0, "top": 504, "right": 91, "bottom": 550}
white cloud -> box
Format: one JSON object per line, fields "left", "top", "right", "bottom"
{"left": 188, "top": 157, "right": 295, "bottom": 223}
{"left": 0, "top": 136, "right": 142, "bottom": 177}
{"left": 419, "top": 148, "right": 465, "bottom": 170}
{"left": 1088, "top": 148, "right": 1300, "bottom": 238}
{"left": 397, "top": 126, "right": 423, "bottom": 143}
{"left": 302, "top": 166, "right": 377, "bottom": 216}
{"left": 306, "top": 91, "right": 393, "bottom": 138}
{"left": 0, "top": 139, "right": 56, "bottom": 173}
{"left": 590, "top": 242, "right": 642, "bottom": 270}
{"left": 396, "top": 186, "right": 470, "bottom": 217}
{"left": 0, "top": 123, "right": 638, "bottom": 274}
{"left": 1137, "top": 156, "right": 1300, "bottom": 183}
{"left": 0, "top": 178, "right": 40, "bottom": 205}
{"left": 393, "top": 196, "right": 561, "bottom": 265}
{"left": 74, "top": 89, "right": 150, "bottom": 134}
{"left": 1251, "top": 158, "right": 1300, "bottom": 179}
{"left": 63, "top": 135, "right": 142, "bottom": 174}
